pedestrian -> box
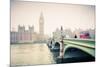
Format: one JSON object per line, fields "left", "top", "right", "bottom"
{"left": 74, "top": 34, "right": 77, "bottom": 38}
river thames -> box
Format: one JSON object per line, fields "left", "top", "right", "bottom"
{"left": 11, "top": 43, "right": 95, "bottom": 66}
{"left": 11, "top": 43, "right": 56, "bottom": 66}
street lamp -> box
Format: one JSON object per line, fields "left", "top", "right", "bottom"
{"left": 60, "top": 26, "right": 64, "bottom": 58}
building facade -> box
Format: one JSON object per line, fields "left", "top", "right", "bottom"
{"left": 10, "top": 32, "right": 18, "bottom": 43}
{"left": 10, "top": 25, "right": 35, "bottom": 43}
{"left": 10, "top": 12, "right": 47, "bottom": 44}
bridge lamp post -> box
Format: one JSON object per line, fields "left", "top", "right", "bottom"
{"left": 59, "top": 26, "right": 64, "bottom": 59}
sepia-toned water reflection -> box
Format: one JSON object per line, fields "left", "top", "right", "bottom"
{"left": 11, "top": 43, "right": 55, "bottom": 66}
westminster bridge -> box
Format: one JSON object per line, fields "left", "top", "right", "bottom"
{"left": 48, "top": 38, "right": 95, "bottom": 63}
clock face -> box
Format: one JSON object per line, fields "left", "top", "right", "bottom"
{"left": 40, "top": 19, "right": 44, "bottom": 23}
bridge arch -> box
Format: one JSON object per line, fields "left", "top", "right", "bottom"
{"left": 54, "top": 42, "right": 60, "bottom": 48}
{"left": 64, "top": 47, "right": 93, "bottom": 57}
{"left": 63, "top": 44, "right": 95, "bottom": 57}
{"left": 61, "top": 46, "right": 95, "bottom": 63}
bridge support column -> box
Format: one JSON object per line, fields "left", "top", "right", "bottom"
{"left": 59, "top": 40, "right": 64, "bottom": 58}
{"left": 57, "top": 40, "right": 64, "bottom": 63}
{"left": 59, "top": 26, "right": 64, "bottom": 58}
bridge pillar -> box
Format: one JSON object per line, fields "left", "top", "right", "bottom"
{"left": 59, "top": 40, "right": 64, "bottom": 58}
{"left": 59, "top": 26, "right": 64, "bottom": 58}
{"left": 57, "top": 39, "right": 64, "bottom": 63}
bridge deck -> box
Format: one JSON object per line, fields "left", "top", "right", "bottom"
{"left": 63, "top": 39, "right": 95, "bottom": 48}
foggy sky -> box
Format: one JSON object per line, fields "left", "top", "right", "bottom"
{"left": 11, "top": 0, "right": 95, "bottom": 36}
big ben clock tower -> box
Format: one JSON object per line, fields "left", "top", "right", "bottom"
{"left": 39, "top": 12, "right": 44, "bottom": 35}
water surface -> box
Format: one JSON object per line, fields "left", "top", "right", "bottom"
{"left": 11, "top": 43, "right": 55, "bottom": 66}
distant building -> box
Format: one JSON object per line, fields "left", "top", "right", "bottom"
{"left": 10, "top": 31, "right": 18, "bottom": 43}
{"left": 10, "top": 25, "right": 35, "bottom": 43}
{"left": 10, "top": 12, "right": 48, "bottom": 44}
{"left": 53, "top": 28, "right": 62, "bottom": 41}
{"left": 17, "top": 25, "right": 35, "bottom": 43}
{"left": 53, "top": 28, "right": 95, "bottom": 40}
{"left": 53, "top": 28, "right": 74, "bottom": 41}
{"left": 64, "top": 29, "right": 74, "bottom": 38}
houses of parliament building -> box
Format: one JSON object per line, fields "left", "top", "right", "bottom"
{"left": 10, "top": 12, "right": 48, "bottom": 43}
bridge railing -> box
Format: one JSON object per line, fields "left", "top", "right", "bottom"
{"left": 63, "top": 38, "right": 95, "bottom": 49}
{"left": 63, "top": 38, "right": 95, "bottom": 41}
